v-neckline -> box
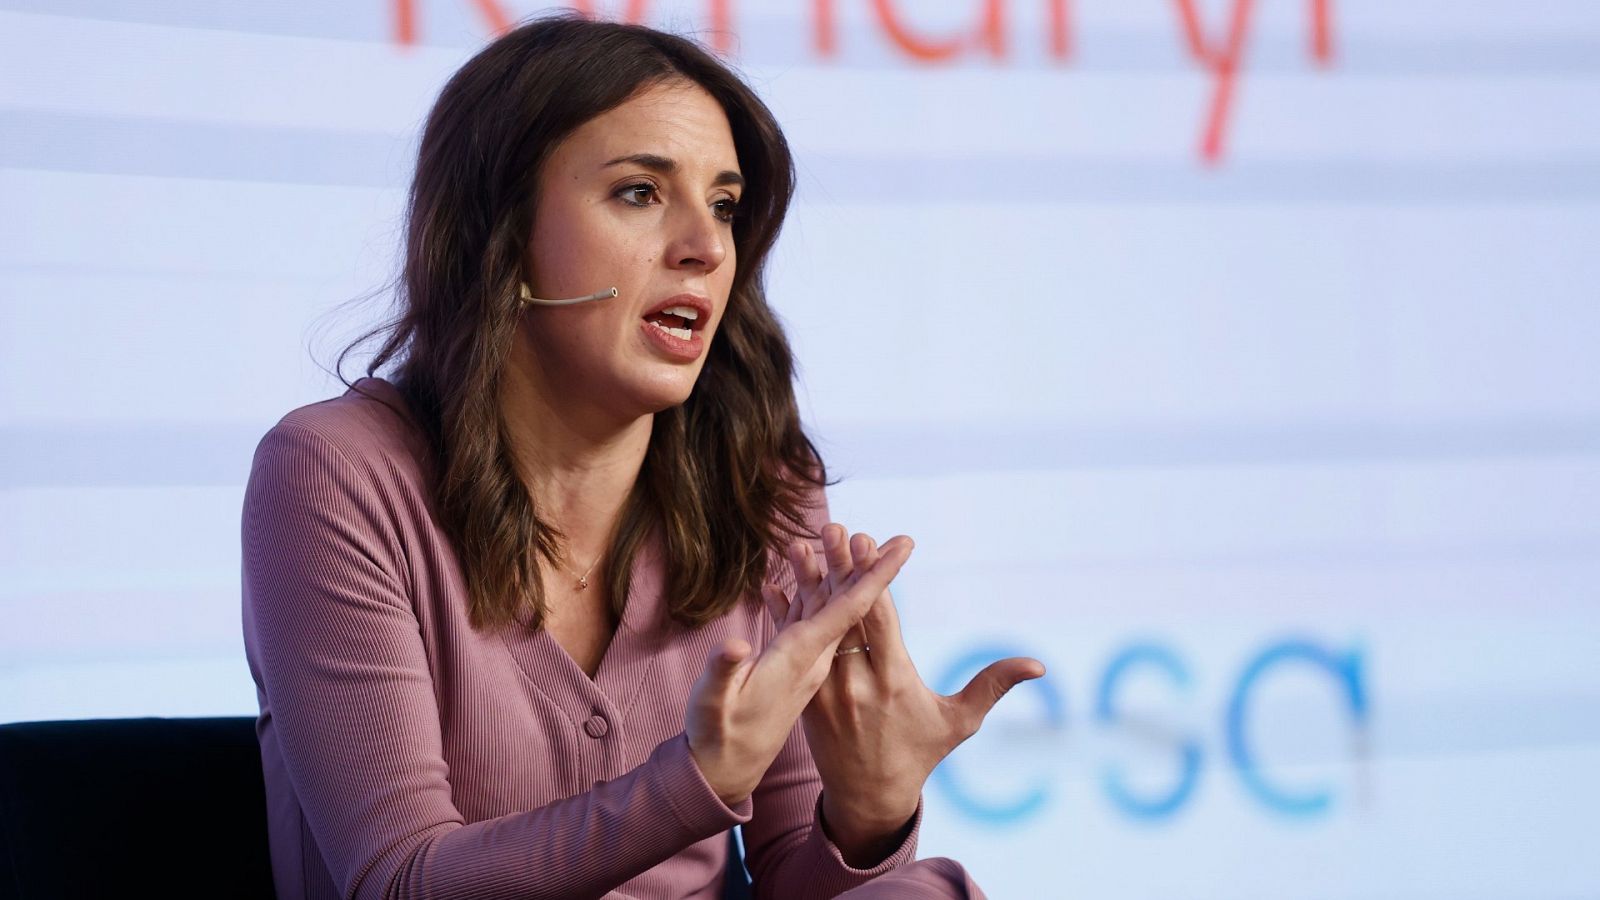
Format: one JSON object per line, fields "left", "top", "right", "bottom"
{"left": 500, "top": 528, "right": 669, "bottom": 728}
{"left": 347, "top": 376, "right": 671, "bottom": 725}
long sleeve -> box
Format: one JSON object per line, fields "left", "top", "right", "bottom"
{"left": 242, "top": 424, "right": 748, "bottom": 900}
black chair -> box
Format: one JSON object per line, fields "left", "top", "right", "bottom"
{"left": 0, "top": 716, "right": 274, "bottom": 900}
{"left": 0, "top": 716, "right": 751, "bottom": 900}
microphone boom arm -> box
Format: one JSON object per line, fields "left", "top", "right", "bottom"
{"left": 518, "top": 283, "right": 619, "bottom": 307}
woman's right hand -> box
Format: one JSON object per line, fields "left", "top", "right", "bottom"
{"left": 685, "top": 536, "right": 915, "bottom": 807}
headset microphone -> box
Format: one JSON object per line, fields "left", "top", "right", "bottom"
{"left": 518, "top": 282, "right": 619, "bottom": 307}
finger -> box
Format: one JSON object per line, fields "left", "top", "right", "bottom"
{"left": 786, "top": 539, "right": 825, "bottom": 620}
{"left": 837, "top": 533, "right": 877, "bottom": 666}
{"left": 797, "top": 541, "right": 828, "bottom": 620}
{"left": 786, "top": 538, "right": 821, "bottom": 596}
{"left": 848, "top": 531, "right": 874, "bottom": 570}
{"left": 783, "top": 539, "right": 807, "bottom": 602}
{"left": 705, "top": 638, "right": 755, "bottom": 694}
{"left": 951, "top": 657, "right": 1048, "bottom": 737}
{"left": 760, "top": 583, "right": 792, "bottom": 629}
{"left": 798, "top": 541, "right": 825, "bottom": 594}
{"left": 822, "top": 522, "right": 853, "bottom": 597}
{"left": 851, "top": 536, "right": 913, "bottom": 672}
{"left": 802, "top": 535, "right": 914, "bottom": 653}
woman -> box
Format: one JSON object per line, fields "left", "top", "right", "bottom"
{"left": 242, "top": 14, "right": 1044, "bottom": 900}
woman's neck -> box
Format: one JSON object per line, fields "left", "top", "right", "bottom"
{"left": 497, "top": 356, "right": 652, "bottom": 570}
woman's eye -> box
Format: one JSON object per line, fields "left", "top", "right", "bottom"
{"left": 617, "top": 183, "right": 658, "bottom": 206}
{"left": 712, "top": 197, "right": 741, "bottom": 224}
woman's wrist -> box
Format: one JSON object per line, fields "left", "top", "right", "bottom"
{"left": 819, "top": 790, "right": 919, "bottom": 869}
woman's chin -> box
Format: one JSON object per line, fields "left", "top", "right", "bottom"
{"left": 617, "top": 372, "right": 701, "bottom": 417}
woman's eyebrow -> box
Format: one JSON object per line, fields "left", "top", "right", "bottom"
{"left": 602, "top": 152, "right": 744, "bottom": 190}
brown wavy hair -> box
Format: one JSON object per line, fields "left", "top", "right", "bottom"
{"left": 346, "top": 13, "right": 824, "bottom": 632}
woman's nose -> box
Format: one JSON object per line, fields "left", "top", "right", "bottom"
{"left": 666, "top": 203, "right": 727, "bottom": 273}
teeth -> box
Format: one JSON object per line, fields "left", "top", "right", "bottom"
{"left": 649, "top": 321, "right": 694, "bottom": 341}
{"left": 660, "top": 305, "right": 700, "bottom": 321}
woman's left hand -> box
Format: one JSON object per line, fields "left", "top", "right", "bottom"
{"left": 761, "top": 523, "right": 1046, "bottom": 867}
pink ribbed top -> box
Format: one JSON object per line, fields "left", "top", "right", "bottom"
{"left": 240, "top": 378, "right": 931, "bottom": 900}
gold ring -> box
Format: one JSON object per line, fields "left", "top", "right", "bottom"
{"left": 834, "top": 644, "right": 870, "bottom": 657}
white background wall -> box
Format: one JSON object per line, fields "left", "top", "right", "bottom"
{"left": 3, "top": 1, "right": 1598, "bottom": 896}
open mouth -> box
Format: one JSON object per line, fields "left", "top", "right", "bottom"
{"left": 643, "top": 304, "right": 704, "bottom": 341}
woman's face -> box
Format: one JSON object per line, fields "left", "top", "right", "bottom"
{"left": 519, "top": 78, "right": 742, "bottom": 420}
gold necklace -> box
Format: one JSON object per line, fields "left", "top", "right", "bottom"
{"left": 562, "top": 552, "right": 602, "bottom": 592}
